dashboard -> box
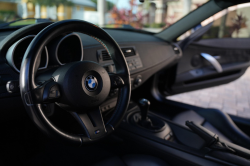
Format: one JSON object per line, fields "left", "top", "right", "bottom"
{"left": 0, "top": 22, "right": 181, "bottom": 111}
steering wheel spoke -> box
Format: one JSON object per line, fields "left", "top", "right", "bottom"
{"left": 70, "top": 108, "right": 106, "bottom": 139}
{"left": 31, "top": 79, "right": 61, "bottom": 104}
{"left": 109, "top": 73, "right": 125, "bottom": 89}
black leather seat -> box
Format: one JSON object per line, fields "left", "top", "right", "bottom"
{"left": 172, "top": 109, "right": 250, "bottom": 149}
{"left": 93, "top": 154, "right": 168, "bottom": 166}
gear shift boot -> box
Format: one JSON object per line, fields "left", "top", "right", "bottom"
{"left": 131, "top": 112, "right": 166, "bottom": 132}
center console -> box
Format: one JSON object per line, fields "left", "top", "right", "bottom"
{"left": 128, "top": 99, "right": 172, "bottom": 141}
{"left": 93, "top": 44, "right": 250, "bottom": 165}
{"left": 112, "top": 99, "right": 250, "bottom": 166}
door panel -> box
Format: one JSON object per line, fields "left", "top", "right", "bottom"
{"left": 164, "top": 4, "right": 250, "bottom": 95}
{"left": 172, "top": 41, "right": 250, "bottom": 93}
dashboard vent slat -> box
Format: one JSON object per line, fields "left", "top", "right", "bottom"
{"left": 102, "top": 50, "right": 112, "bottom": 61}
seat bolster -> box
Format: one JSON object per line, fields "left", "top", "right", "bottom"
{"left": 196, "top": 108, "right": 250, "bottom": 149}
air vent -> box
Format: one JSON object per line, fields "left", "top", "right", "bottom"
{"left": 121, "top": 47, "right": 136, "bottom": 57}
{"left": 172, "top": 44, "right": 182, "bottom": 56}
{"left": 172, "top": 45, "right": 180, "bottom": 54}
{"left": 102, "top": 50, "right": 112, "bottom": 61}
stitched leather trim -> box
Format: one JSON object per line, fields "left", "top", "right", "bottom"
{"left": 83, "top": 33, "right": 112, "bottom": 58}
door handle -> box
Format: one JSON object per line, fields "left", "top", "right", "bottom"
{"left": 200, "top": 53, "right": 223, "bottom": 73}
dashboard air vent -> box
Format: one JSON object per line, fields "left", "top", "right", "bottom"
{"left": 172, "top": 44, "right": 182, "bottom": 56}
{"left": 121, "top": 47, "right": 136, "bottom": 57}
{"left": 102, "top": 50, "right": 112, "bottom": 61}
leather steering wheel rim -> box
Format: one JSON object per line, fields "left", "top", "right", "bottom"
{"left": 20, "top": 20, "right": 131, "bottom": 146}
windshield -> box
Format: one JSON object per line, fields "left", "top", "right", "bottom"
{"left": 0, "top": 0, "right": 208, "bottom": 32}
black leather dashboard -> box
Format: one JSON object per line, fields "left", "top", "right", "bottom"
{"left": 0, "top": 23, "right": 180, "bottom": 111}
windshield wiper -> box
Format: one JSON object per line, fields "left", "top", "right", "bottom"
{"left": 0, "top": 18, "right": 51, "bottom": 29}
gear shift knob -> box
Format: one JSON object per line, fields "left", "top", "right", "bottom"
{"left": 131, "top": 98, "right": 168, "bottom": 133}
{"left": 139, "top": 98, "right": 150, "bottom": 121}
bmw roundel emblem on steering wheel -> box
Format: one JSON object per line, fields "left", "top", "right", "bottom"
{"left": 85, "top": 75, "right": 98, "bottom": 91}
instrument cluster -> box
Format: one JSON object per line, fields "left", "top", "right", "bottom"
{"left": 6, "top": 33, "right": 83, "bottom": 73}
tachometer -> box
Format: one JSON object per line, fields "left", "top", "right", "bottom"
{"left": 55, "top": 33, "right": 83, "bottom": 65}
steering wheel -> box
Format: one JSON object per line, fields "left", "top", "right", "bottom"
{"left": 19, "top": 20, "right": 131, "bottom": 147}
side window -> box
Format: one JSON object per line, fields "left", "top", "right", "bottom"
{"left": 202, "top": 5, "right": 250, "bottom": 39}
{"left": 177, "top": 3, "right": 250, "bottom": 41}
